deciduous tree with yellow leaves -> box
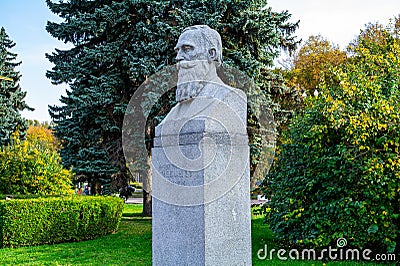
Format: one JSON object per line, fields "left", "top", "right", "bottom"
{"left": 265, "top": 20, "right": 400, "bottom": 253}
{"left": 0, "top": 125, "right": 73, "bottom": 195}
{"left": 284, "top": 34, "right": 347, "bottom": 95}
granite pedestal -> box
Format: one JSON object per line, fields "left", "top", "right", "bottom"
{"left": 152, "top": 86, "right": 252, "bottom": 265}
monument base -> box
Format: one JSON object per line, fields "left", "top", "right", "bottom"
{"left": 152, "top": 178, "right": 252, "bottom": 265}
{"left": 152, "top": 115, "right": 252, "bottom": 265}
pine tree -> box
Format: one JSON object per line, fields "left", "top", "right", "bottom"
{"left": 0, "top": 27, "right": 32, "bottom": 146}
{"left": 46, "top": 0, "right": 299, "bottom": 215}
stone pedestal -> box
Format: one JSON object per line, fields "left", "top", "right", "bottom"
{"left": 152, "top": 86, "right": 252, "bottom": 265}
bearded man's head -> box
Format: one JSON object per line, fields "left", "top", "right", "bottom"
{"left": 174, "top": 25, "right": 223, "bottom": 102}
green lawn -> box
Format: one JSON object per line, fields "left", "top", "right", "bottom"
{"left": 0, "top": 204, "right": 395, "bottom": 265}
{"left": 251, "top": 213, "right": 382, "bottom": 266}
{"left": 0, "top": 204, "right": 151, "bottom": 265}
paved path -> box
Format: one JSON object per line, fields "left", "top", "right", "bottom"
{"left": 125, "top": 197, "right": 143, "bottom": 204}
{"left": 125, "top": 198, "right": 267, "bottom": 205}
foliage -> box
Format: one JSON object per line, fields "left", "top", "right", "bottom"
{"left": 284, "top": 35, "right": 347, "bottom": 95}
{"left": 26, "top": 124, "right": 59, "bottom": 149}
{"left": 269, "top": 35, "right": 346, "bottom": 187}
{"left": 0, "top": 194, "right": 62, "bottom": 200}
{"left": 0, "top": 196, "right": 123, "bottom": 248}
{"left": 0, "top": 27, "right": 32, "bottom": 147}
{"left": 26, "top": 119, "right": 53, "bottom": 130}
{"left": 0, "top": 126, "right": 73, "bottom": 195}
{"left": 45, "top": 0, "right": 300, "bottom": 214}
{"left": 265, "top": 21, "right": 400, "bottom": 253}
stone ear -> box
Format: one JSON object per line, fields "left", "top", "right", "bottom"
{"left": 208, "top": 48, "right": 217, "bottom": 62}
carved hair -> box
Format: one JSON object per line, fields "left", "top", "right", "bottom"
{"left": 182, "top": 25, "right": 223, "bottom": 63}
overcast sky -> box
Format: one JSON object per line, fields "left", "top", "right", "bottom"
{"left": 1, "top": 0, "right": 400, "bottom": 122}
{"left": 269, "top": 0, "right": 400, "bottom": 49}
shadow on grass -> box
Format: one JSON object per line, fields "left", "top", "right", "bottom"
{"left": 122, "top": 212, "right": 143, "bottom": 218}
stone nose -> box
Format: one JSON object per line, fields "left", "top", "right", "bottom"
{"left": 175, "top": 50, "right": 184, "bottom": 62}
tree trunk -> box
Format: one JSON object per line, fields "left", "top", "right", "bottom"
{"left": 89, "top": 177, "right": 102, "bottom": 195}
{"left": 142, "top": 155, "right": 152, "bottom": 217}
{"left": 93, "top": 180, "right": 102, "bottom": 195}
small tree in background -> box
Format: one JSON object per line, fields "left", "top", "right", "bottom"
{"left": 270, "top": 35, "right": 346, "bottom": 181}
{"left": 0, "top": 125, "right": 73, "bottom": 195}
{"left": 280, "top": 34, "right": 347, "bottom": 97}
{"left": 265, "top": 21, "right": 400, "bottom": 253}
{"left": 0, "top": 27, "right": 32, "bottom": 146}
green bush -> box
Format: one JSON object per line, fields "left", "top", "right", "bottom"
{"left": 0, "top": 196, "right": 124, "bottom": 248}
{"left": 0, "top": 130, "right": 74, "bottom": 196}
{"left": 0, "top": 194, "right": 62, "bottom": 200}
{"left": 264, "top": 24, "right": 400, "bottom": 253}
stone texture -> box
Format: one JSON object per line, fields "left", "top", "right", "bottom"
{"left": 152, "top": 90, "right": 251, "bottom": 265}
{"left": 152, "top": 25, "right": 252, "bottom": 266}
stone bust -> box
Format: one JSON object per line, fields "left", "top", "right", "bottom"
{"left": 163, "top": 24, "right": 247, "bottom": 127}
{"left": 174, "top": 25, "right": 225, "bottom": 102}
{"left": 152, "top": 25, "right": 251, "bottom": 266}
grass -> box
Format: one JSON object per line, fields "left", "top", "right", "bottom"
{"left": 0, "top": 204, "right": 151, "bottom": 265}
{"left": 251, "top": 213, "right": 384, "bottom": 266}
{"left": 0, "top": 205, "right": 396, "bottom": 265}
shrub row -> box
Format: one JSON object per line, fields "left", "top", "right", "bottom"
{"left": 0, "top": 194, "right": 62, "bottom": 200}
{"left": 0, "top": 196, "right": 124, "bottom": 248}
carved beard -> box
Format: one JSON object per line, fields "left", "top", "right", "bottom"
{"left": 176, "top": 60, "right": 211, "bottom": 102}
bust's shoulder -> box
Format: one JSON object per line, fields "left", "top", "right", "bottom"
{"left": 200, "top": 82, "right": 246, "bottom": 102}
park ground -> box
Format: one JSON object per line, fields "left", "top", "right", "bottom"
{"left": 0, "top": 204, "right": 395, "bottom": 265}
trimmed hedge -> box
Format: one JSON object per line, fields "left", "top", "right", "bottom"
{"left": 0, "top": 194, "right": 62, "bottom": 200}
{"left": 0, "top": 196, "right": 124, "bottom": 248}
